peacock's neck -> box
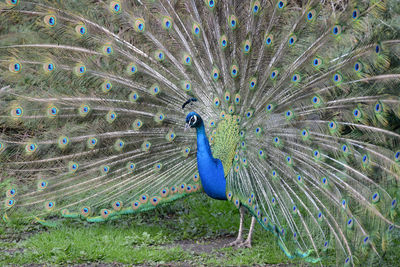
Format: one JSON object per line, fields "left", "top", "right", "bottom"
{"left": 195, "top": 124, "right": 213, "bottom": 160}
{"left": 195, "top": 123, "right": 227, "bottom": 200}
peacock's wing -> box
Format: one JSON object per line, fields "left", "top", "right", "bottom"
{"left": 0, "top": 0, "right": 221, "bottom": 222}
{"left": 217, "top": 0, "right": 400, "bottom": 265}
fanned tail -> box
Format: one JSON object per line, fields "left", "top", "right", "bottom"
{"left": 0, "top": 0, "right": 211, "bottom": 223}
{"left": 0, "top": 0, "right": 399, "bottom": 265}
{"left": 222, "top": 0, "right": 400, "bottom": 265}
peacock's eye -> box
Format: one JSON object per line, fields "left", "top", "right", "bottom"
{"left": 190, "top": 115, "right": 197, "bottom": 126}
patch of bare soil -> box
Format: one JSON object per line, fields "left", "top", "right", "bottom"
{"left": 173, "top": 236, "right": 235, "bottom": 254}
{"left": 160, "top": 237, "right": 295, "bottom": 267}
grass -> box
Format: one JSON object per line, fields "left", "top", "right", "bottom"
{"left": 1, "top": 193, "right": 400, "bottom": 266}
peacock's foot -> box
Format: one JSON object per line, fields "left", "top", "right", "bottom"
{"left": 238, "top": 239, "right": 252, "bottom": 248}
{"left": 225, "top": 238, "right": 244, "bottom": 247}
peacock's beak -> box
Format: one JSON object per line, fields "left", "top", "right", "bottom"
{"left": 184, "top": 123, "right": 190, "bottom": 131}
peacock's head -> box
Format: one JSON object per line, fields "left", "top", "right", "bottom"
{"left": 185, "top": 111, "right": 203, "bottom": 130}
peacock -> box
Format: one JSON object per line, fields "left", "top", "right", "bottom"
{"left": 1, "top": 0, "right": 400, "bottom": 265}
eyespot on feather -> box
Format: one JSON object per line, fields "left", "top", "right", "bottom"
{"left": 230, "top": 64, "right": 239, "bottom": 78}
{"left": 9, "top": 60, "right": 21, "bottom": 73}
{"left": 211, "top": 67, "right": 220, "bottom": 81}
{"left": 106, "top": 110, "right": 117, "bottom": 123}
{"left": 229, "top": 15, "right": 238, "bottom": 29}
{"left": 43, "top": 62, "right": 55, "bottom": 73}
{"left": 114, "top": 139, "right": 125, "bottom": 152}
{"left": 154, "top": 112, "right": 165, "bottom": 123}
{"left": 45, "top": 201, "right": 55, "bottom": 211}
{"left": 306, "top": 10, "right": 316, "bottom": 22}
{"left": 160, "top": 188, "right": 169, "bottom": 198}
{"left": 132, "top": 201, "right": 141, "bottom": 210}
{"left": 153, "top": 163, "right": 163, "bottom": 171}
{"left": 182, "top": 53, "right": 192, "bottom": 66}
{"left": 44, "top": 15, "right": 57, "bottom": 27}
{"left": 129, "top": 91, "right": 139, "bottom": 103}
{"left": 47, "top": 105, "right": 59, "bottom": 118}
{"left": 249, "top": 77, "right": 257, "bottom": 89}
{"left": 112, "top": 200, "right": 123, "bottom": 211}
{"left": 100, "top": 165, "right": 110, "bottom": 175}
{"left": 270, "top": 69, "right": 279, "bottom": 80}
{"left": 81, "top": 207, "right": 91, "bottom": 217}
{"left": 332, "top": 25, "right": 342, "bottom": 36}
{"left": 74, "top": 63, "right": 86, "bottom": 76}
{"left": 264, "top": 33, "right": 273, "bottom": 47}
{"left": 6, "top": 0, "right": 19, "bottom": 6}
{"left": 25, "top": 142, "right": 38, "bottom": 155}
{"left": 140, "top": 194, "right": 149, "bottom": 204}
{"left": 151, "top": 196, "right": 160, "bottom": 206}
{"left": 149, "top": 83, "right": 161, "bottom": 96}
{"left": 110, "top": 1, "right": 122, "bottom": 14}
{"left": 75, "top": 24, "right": 87, "bottom": 36}
{"left": 205, "top": 0, "right": 217, "bottom": 9}
{"left": 141, "top": 141, "right": 151, "bottom": 152}
{"left": 11, "top": 105, "right": 23, "bottom": 119}
{"left": 37, "top": 180, "right": 48, "bottom": 190}
{"left": 126, "top": 63, "right": 138, "bottom": 75}
{"left": 68, "top": 161, "right": 79, "bottom": 173}
{"left": 182, "top": 147, "right": 190, "bottom": 157}
{"left": 219, "top": 35, "right": 228, "bottom": 49}
{"left": 243, "top": 40, "right": 251, "bottom": 54}
{"left": 132, "top": 119, "right": 143, "bottom": 130}
{"left": 192, "top": 22, "right": 201, "bottom": 36}
{"left": 79, "top": 104, "right": 91, "bottom": 117}
{"left": 155, "top": 50, "right": 165, "bottom": 62}
{"left": 252, "top": 1, "right": 260, "bottom": 14}
{"left": 102, "top": 80, "right": 113, "bottom": 93}
{"left": 288, "top": 35, "right": 297, "bottom": 46}
{"left": 162, "top": 16, "right": 173, "bottom": 30}
{"left": 134, "top": 18, "right": 145, "bottom": 32}
{"left": 101, "top": 209, "right": 111, "bottom": 219}
{"left": 126, "top": 162, "right": 136, "bottom": 172}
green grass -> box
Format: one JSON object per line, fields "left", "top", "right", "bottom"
{"left": 1, "top": 193, "right": 399, "bottom": 266}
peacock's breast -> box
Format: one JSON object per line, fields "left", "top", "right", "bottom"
{"left": 210, "top": 114, "right": 240, "bottom": 176}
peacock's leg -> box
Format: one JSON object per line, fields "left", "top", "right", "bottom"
{"left": 226, "top": 206, "right": 245, "bottom": 247}
{"left": 238, "top": 216, "right": 256, "bottom": 248}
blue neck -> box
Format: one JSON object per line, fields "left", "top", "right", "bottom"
{"left": 196, "top": 123, "right": 227, "bottom": 200}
